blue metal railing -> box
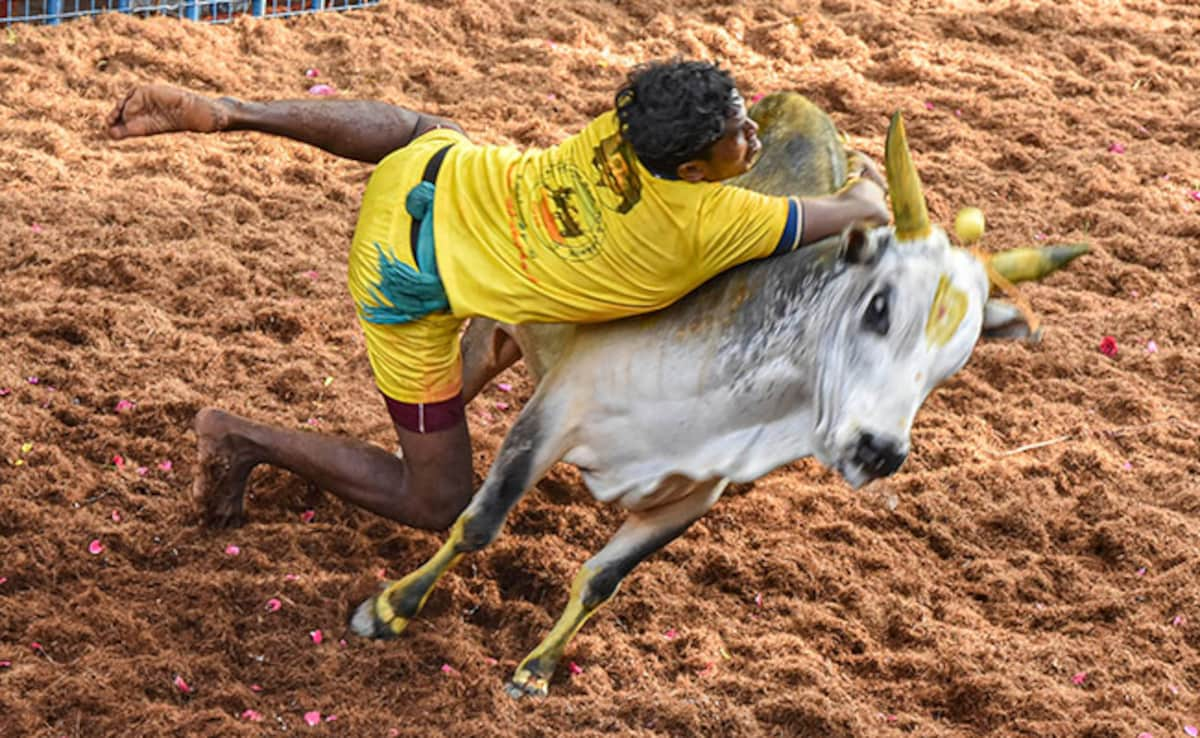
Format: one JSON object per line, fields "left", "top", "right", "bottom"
{"left": 2, "top": 0, "right": 376, "bottom": 25}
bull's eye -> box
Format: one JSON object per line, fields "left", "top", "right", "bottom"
{"left": 863, "top": 287, "right": 891, "bottom": 336}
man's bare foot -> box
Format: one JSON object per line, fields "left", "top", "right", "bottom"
{"left": 106, "top": 85, "right": 233, "bottom": 141}
{"left": 193, "top": 407, "right": 261, "bottom": 528}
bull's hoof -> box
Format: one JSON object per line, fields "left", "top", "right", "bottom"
{"left": 504, "top": 668, "right": 550, "bottom": 699}
{"left": 348, "top": 594, "right": 406, "bottom": 640}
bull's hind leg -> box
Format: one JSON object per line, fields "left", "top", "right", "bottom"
{"left": 506, "top": 478, "right": 728, "bottom": 698}
{"left": 349, "top": 404, "right": 563, "bottom": 639}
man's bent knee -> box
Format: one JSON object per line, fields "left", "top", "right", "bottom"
{"left": 389, "top": 397, "right": 475, "bottom": 530}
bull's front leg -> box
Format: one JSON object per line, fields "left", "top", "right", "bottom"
{"left": 349, "top": 410, "right": 558, "bottom": 639}
{"left": 506, "top": 478, "right": 728, "bottom": 698}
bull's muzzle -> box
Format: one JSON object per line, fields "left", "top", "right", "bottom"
{"left": 853, "top": 432, "right": 908, "bottom": 479}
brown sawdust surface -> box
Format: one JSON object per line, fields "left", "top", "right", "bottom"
{"left": 2, "top": 1, "right": 1200, "bottom": 736}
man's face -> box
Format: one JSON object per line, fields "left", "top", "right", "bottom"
{"left": 699, "top": 90, "right": 761, "bottom": 181}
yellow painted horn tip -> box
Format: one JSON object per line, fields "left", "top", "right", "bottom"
{"left": 954, "top": 207, "right": 986, "bottom": 245}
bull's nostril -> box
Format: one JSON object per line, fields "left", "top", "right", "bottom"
{"left": 854, "top": 433, "right": 907, "bottom": 477}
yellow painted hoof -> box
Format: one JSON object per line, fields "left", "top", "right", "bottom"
{"left": 504, "top": 668, "right": 550, "bottom": 699}
{"left": 348, "top": 593, "right": 408, "bottom": 640}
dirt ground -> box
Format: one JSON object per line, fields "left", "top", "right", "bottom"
{"left": 1, "top": 1, "right": 1199, "bottom": 736}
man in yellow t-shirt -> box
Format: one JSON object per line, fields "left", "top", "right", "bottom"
{"left": 107, "top": 60, "right": 887, "bottom": 531}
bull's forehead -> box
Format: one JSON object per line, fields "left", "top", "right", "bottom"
{"left": 883, "top": 228, "right": 989, "bottom": 368}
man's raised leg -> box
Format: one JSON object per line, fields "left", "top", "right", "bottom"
{"left": 106, "top": 84, "right": 463, "bottom": 164}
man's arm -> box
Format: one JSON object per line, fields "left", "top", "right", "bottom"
{"left": 798, "top": 178, "right": 889, "bottom": 245}
{"left": 106, "top": 85, "right": 461, "bottom": 164}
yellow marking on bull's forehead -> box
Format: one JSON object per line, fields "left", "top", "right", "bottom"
{"left": 925, "top": 274, "right": 967, "bottom": 348}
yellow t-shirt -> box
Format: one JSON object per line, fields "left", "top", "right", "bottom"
{"left": 433, "top": 111, "right": 801, "bottom": 324}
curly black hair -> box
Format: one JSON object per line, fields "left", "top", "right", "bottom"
{"left": 615, "top": 59, "right": 739, "bottom": 178}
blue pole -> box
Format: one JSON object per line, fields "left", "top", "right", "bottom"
{"left": 251, "top": 0, "right": 262, "bottom": 15}
{"left": 47, "top": 0, "right": 61, "bottom": 25}
{"left": 117, "top": 0, "right": 129, "bottom": 11}
{"left": 184, "top": 0, "right": 199, "bottom": 20}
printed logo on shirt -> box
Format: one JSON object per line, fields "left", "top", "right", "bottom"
{"left": 591, "top": 133, "right": 642, "bottom": 214}
{"left": 513, "top": 162, "right": 605, "bottom": 262}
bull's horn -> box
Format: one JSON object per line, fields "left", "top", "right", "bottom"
{"left": 885, "top": 111, "right": 931, "bottom": 242}
{"left": 988, "top": 243, "right": 1090, "bottom": 283}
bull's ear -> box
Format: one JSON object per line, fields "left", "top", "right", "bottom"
{"left": 981, "top": 298, "right": 1043, "bottom": 342}
{"left": 843, "top": 223, "right": 886, "bottom": 266}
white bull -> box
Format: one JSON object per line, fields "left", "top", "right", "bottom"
{"left": 350, "top": 93, "right": 1086, "bottom": 697}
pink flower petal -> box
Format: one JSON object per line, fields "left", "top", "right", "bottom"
{"left": 307, "top": 84, "right": 335, "bottom": 96}
{"left": 1184, "top": 726, "right": 1198, "bottom": 737}
{"left": 568, "top": 661, "right": 583, "bottom": 675}
{"left": 303, "top": 711, "right": 321, "bottom": 726}
{"left": 1137, "top": 566, "right": 1147, "bottom": 576}
{"left": 338, "top": 639, "right": 347, "bottom": 648}
{"left": 924, "top": 101, "right": 934, "bottom": 110}
{"left": 1172, "top": 615, "right": 1185, "bottom": 626}
{"left": 266, "top": 598, "right": 282, "bottom": 612}
{"left": 310, "top": 629, "right": 323, "bottom": 644}
{"left": 1146, "top": 339, "right": 1159, "bottom": 354}
{"left": 30, "top": 642, "right": 43, "bottom": 652}
{"left": 27, "top": 377, "right": 38, "bottom": 385}
{"left": 30, "top": 223, "right": 43, "bottom": 234}
{"left": 173, "top": 675, "right": 192, "bottom": 694}
{"left": 1107, "top": 142, "right": 1126, "bottom": 154}
{"left": 111, "top": 509, "right": 121, "bottom": 523}
{"left": 440, "top": 663, "right": 457, "bottom": 675}
{"left": 225, "top": 544, "right": 241, "bottom": 556}
{"left": 497, "top": 382, "right": 512, "bottom": 392}
{"left": 1099, "top": 335, "right": 1118, "bottom": 357}
{"left": 249, "top": 684, "right": 263, "bottom": 693}
{"left": 0, "top": 661, "right": 10, "bottom": 668}
{"left": 483, "top": 657, "right": 498, "bottom": 666}
{"left": 325, "top": 715, "right": 338, "bottom": 722}
{"left": 300, "top": 510, "right": 316, "bottom": 523}
{"left": 0, "top": 387, "right": 11, "bottom": 396}
{"left": 305, "top": 270, "right": 319, "bottom": 280}
{"left": 304, "top": 68, "right": 319, "bottom": 78}
{"left": 494, "top": 401, "right": 510, "bottom": 411}
{"left": 112, "top": 454, "right": 125, "bottom": 468}
{"left": 1071, "top": 672, "right": 1087, "bottom": 685}
{"left": 241, "top": 709, "right": 263, "bottom": 722}
{"left": 1122, "top": 461, "right": 1133, "bottom": 471}
{"left": 114, "top": 399, "right": 135, "bottom": 413}
{"left": 0, "top": 577, "right": 7, "bottom": 585}
{"left": 664, "top": 628, "right": 678, "bottom": 640}
{"left": 158, "top": 460, "right": 173, "bottom": 472}
{"left": 1188, "top": 191, "right": 1200, "bottom": 202}
{"left": 750, "top": 92, "right": 765, "bottom": 104}
{"left": 754, "top": 593, "right": 763, "bottom": 607}
{"left": 135, "top": 466, "right": 148, "bottom": 476}
{"left": 88, "top": 539, "right": 104, "bottom": 555}
{"left": 1137, "top": 733, "right": 1153, "bottom": 738}
{"left": 284, "top": 574, "right": 300, "bottom": 582}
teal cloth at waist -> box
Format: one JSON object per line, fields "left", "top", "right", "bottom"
{"left": 359, "top": 180, "right": 450, "bottom": 325}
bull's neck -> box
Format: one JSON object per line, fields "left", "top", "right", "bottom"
{"left": 704, "top": 239, "right": 843, "bottom": 376}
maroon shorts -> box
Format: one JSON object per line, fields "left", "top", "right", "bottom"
{"left": 383, "top": 392, "right": 465, "bottom": 434}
